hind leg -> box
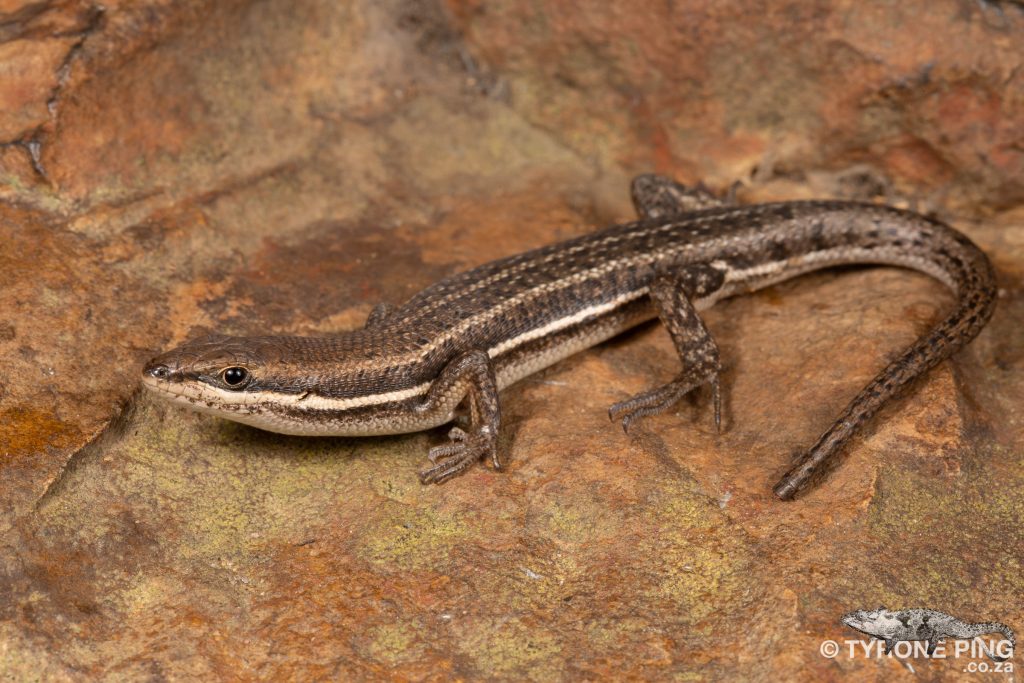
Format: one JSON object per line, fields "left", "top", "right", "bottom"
{"left": 608, "top": 263, "right": 726, "bottom": 432}
{"left": 630, "top": 174, "right": 732, "bottom": 219}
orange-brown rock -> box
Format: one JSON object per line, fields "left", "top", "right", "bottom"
{"left": 0, "top": 1, "right": 1021, "bottom": 679}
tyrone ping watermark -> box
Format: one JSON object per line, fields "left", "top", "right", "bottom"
{"left": 820, "top": 637, "right": 1014, "bottom": 671}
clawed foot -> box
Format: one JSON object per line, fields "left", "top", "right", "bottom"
{"left": 608, "top": 374, "right": 721, "bottom": 434}
{"left": 418, "top": 426, "right": 500, "bottom": 484}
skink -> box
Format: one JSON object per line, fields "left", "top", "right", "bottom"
{"left": 142, "top": 175, "right": 996, "bottom": 500}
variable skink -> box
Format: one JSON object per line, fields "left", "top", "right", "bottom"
{"left": 142, "top": 175, "right": 996, "bottom": 499}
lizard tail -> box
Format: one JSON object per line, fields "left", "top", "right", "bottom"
{"left": 965, "top": 622, "right": 1015, "bottom": 663}
{"left": 771, "top": 207, "right": 997, "bottom": 500}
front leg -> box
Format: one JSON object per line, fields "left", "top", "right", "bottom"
{"left": 416, "top": 349, "right": 502, "bottom": 484}
{"left": 609, "top": 263, "right": 726, "bottom": 433}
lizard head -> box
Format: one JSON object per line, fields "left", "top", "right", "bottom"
{"left": 142, "top": 334, "right": 289, "bottom": 408}
{"left": 841, "top": 606, "right": 896, "bottom": 637}
{"left": 140, "top": 332, "right": 412, "bottom": 436}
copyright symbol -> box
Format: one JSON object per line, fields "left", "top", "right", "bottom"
{"left": 819, "top": 640, "right": 840, "bottom": 658}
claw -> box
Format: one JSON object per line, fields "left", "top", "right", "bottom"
{"left": 608, "top": 372, "right": 720, "bottom": 435}
{"left": 610, "top": 399, "right": 657, "bottom": 435}
{"left": 607, "top": 401, "right": 632, "bottom": 433}
{"left": 427, "top": 442, "right": 462, "bottom": 464}
{"left": 419, "top": 461, "right": 461, "bottom": 485}
{"left": 418, "top": 428, "right": 499, "bottom": 484}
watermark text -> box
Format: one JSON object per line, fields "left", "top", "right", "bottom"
{"left": 819, "top": 638, "right": 1013, "bottom": 661}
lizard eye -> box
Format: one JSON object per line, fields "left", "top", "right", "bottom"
{"left": 221, "top": 367, "right": 250, "bottom": 388}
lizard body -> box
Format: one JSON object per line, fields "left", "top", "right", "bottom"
{"left": 142, "top": 175, "right": 996, "bottom": 499}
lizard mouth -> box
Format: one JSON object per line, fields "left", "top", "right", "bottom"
{"left": 841, "top": 615, "right": 865, "bottom": 630}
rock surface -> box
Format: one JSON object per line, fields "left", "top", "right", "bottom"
{"left": 0, "top": 0, "right": 1022, "bottom": 679}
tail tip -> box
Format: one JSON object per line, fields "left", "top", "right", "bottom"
{"left": 773, "top": 479, "right": 799, "bottom": 501}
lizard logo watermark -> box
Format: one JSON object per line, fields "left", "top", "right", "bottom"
{"left": 821, "top": 606, "right": 1015, "bottom": 667}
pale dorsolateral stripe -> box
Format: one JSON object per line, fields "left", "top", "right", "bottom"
{"left": 145, "top": 243, "right": 959, "bottom": 414}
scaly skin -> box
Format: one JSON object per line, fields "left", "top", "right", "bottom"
{"left": 142, "top": 175, "right": 996, "bottom": 499}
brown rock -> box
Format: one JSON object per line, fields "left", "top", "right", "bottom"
{"left": 0, "top": 0, "right": 1021, "bottom": 679}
